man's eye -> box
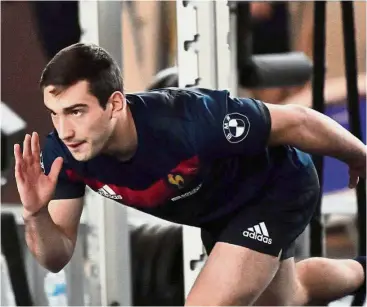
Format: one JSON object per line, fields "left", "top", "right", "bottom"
{"left": 50, "top": 111, "right": 57, "bottom": 116}
{"left": 72, "top": 110, "right": 82, "bottom": 116}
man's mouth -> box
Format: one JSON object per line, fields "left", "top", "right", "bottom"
{"left": 66, "top": 141, "right": 85, "bottom": 149}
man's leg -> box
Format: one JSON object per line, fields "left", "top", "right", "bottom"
{"left": 254, "top": 258, "right": 306, "bottom": 306}
{"left": 185, "top": 242, "right": 281, "bottom": 306}
{"left": 296, "top": 257, "right": 365, "bottom": 305}
{"left": 253, "top": 257, "right": 365, "bottom": 306}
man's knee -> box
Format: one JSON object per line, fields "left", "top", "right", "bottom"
{"left": 254, "top": 257, "right": 310, "bottom": 306}
{"left": 186, "top": 287, "right": 263, "bottom": 306}
{"left": 185, "top": 243, "right": 280, "bottom": 306}
{"left": 255, "top": 274, "right": 310, "bottom": 306}
{"left": 296, "top": 257, "right": 365, "bottom": 305}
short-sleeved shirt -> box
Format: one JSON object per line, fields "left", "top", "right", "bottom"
{"left": 41, "top": 88, "right": 314, "bottom": 227}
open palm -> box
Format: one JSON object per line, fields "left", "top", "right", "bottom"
{"left": 14, "top": 132, "right": 63, "bottom": 217}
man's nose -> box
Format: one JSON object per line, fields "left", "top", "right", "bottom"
{"left": 58, "top": 117, "right": 74, "bottom": 140}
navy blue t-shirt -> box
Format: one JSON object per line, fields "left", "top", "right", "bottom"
{"left": 41, "top": 88, "right": 314, "bottom": 226}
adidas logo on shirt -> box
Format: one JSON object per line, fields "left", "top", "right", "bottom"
{"left": 242, "top": 222, "right": 272, "bottom": 244}
{"left": 97, "top": 185, "right": 122, "bottom": 200}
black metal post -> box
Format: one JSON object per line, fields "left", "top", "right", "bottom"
{"left": 236, "top": 1, "right": 253, "bottom": 86}
{"left": 310, "top": 1, "right": 326, "bottom": 257}
{"left": 341, "top": 0, "right": 366, "bottom": 255}
{"left": 341, "top": 2, "right": 366, "bottom": 305}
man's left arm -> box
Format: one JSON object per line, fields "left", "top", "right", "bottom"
{"left": 266, "top": 103, "right": 366, "bottom": 187}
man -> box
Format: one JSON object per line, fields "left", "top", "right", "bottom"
{"left": 14, "top": 43, "right": 365, "bottom": 305}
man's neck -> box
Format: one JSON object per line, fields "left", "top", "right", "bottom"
{"left": 104, "top": 107, "right": 138, "bottom": 162}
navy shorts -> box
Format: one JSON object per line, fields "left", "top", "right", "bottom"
{"left": 200, "top": 164, "right": 320, "bottom": 260}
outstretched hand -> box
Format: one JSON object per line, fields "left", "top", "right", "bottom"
{"left": 14, "top": 132, "right": 63, "bottom": 218}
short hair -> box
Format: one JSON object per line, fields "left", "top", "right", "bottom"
{"left": 40, "top": 43, "right": 123, "bottom": 108}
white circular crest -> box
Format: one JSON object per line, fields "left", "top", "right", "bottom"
{"left": 222, "top": 113, "right": 250, "bottom": 143}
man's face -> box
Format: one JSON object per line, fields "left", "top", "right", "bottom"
{"left": 44, "top": 80, "right": 114, "bottom": 161}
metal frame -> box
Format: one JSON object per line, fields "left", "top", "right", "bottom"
{"left": 1, "top": 254, "right": 17, "bottom": 306}
{"left": 176, "top": 0, "right": 235, "bottom": 298}
{"left": 0, "top": 205, "right": 86, "bottom": 305}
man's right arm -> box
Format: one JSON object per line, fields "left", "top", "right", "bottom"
{"left": 266, "top": 103, "right": 366, "bottom": 187}
{"left": 14, "top": 132, "right": 86, "bottom": 272}
{"left": 23, "top": 197, "right": 84, "bottom": 273}
{"left": 266, "top": 103, "right": 366, "bottom": 164}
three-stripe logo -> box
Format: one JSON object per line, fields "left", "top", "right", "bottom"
{"left": 97, "top": 185, "right": 122, "bottom": 200}
{"left": 242, "top": 222, "right": 272, "bottom": 244}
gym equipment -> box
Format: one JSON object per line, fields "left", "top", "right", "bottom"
{"left": 309, "top": 2, "right": 366, "bottom": 305}
{"left": 147, "top": 67, "right": 179, "bottom": 90}
{"left": 341, "top": 2, "right": 367, "bottom": 306}
{"left": 1, "top": 254, "right": 16, "bottom": 306}
{"left": 1, "top": 212, "right": 33, "bottom": 305}
{"left": 176, "top": 0, "right": 235, "bottom": 297}
{"left": 238, "top": 52, "right": 312, "bottom": 89}
{"left": 1, "top": 101, "right": 26, "bottom": 175}
{"left": 235, "top": 2, "right": 312, "bottom": 89}
{"left": 341, "top": 1, "right": 366, "bottom": 259}
{"left": 154, "top": 226, "right": 184, "bottom": 306}
{"left": 130, "top": 224, "right": 184, "bottom": 306}
{"left": 149, "top": 2, "right": 313, "bottom": 91}
{"left": 310, "top": 1, "right": 327, "bottom": 258}
{"left": 123, "top": 1, "right": 145, "bottom": 65}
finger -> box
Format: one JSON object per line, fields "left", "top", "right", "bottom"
{"left": 349, "top": 174, "right": 359, "bottom": 189}
{"left": 14, "top": 160, "right": 24, "bottom": 182}
{"left": 31, "top": 132, "right": 41, "bottom": 165}
{"left": 14, "top": 144, "right": 24, "bottom": 182}
{"left": 23, "top": 134, "right": 32, "bottom": 160}
{"left": 49, "top": 157, "right": 63, "bottom": 182}
{"left": 14, "top": 143, "right": 24, "bottom": 164}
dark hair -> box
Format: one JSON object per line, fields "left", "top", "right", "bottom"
{"left": 40, "top": 43, "right": 123, "bottom": 108}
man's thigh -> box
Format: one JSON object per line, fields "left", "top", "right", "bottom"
{"left": 192, "top": 186, "right": 319, "bottom": 305}
{"left": 185, "top": 242, "right": 281, "bottom": 306}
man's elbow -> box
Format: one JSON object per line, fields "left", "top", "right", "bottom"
{"left": 47, "top": 264, "right": 66, "bottom": 274}
{"left": 41, "top": 253, "right": 72, "bottom": 273}
{"left": 43, "top": 258, "right": 69, "bottom": 273}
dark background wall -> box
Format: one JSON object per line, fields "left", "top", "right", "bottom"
{"left": 1, "top": 1, "right": 51, "bottom": 204}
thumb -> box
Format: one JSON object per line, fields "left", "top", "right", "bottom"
{"left": 49, "top": 157, "right": 63, "bottom": 181}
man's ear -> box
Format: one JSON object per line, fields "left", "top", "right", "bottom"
{"left": 108, "top": 91, "right": 125, "bottom": 117}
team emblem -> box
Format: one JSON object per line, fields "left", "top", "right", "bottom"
{"left": 223, "top": 113, "right": 250, "bottom": 143}
{"left": 168, "top": 174, "right": 185, "bottom": 189}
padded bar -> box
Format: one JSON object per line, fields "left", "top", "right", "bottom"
{"left": 239, "top": 52, "right": 313, "bottom": 88}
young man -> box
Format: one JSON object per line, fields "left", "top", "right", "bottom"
{"left": 14, "top": 43, "right": 365, "bottom": 305}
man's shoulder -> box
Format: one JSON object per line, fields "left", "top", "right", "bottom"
{"left": 126, "top": 87, "right": 231, "bottom": 103}
{"left": 126, "top": 87, "right": 235, "bottom": 119}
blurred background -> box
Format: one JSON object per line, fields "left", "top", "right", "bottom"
{"left": 1, "top": 1, "right": 366, "bottom": 306}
